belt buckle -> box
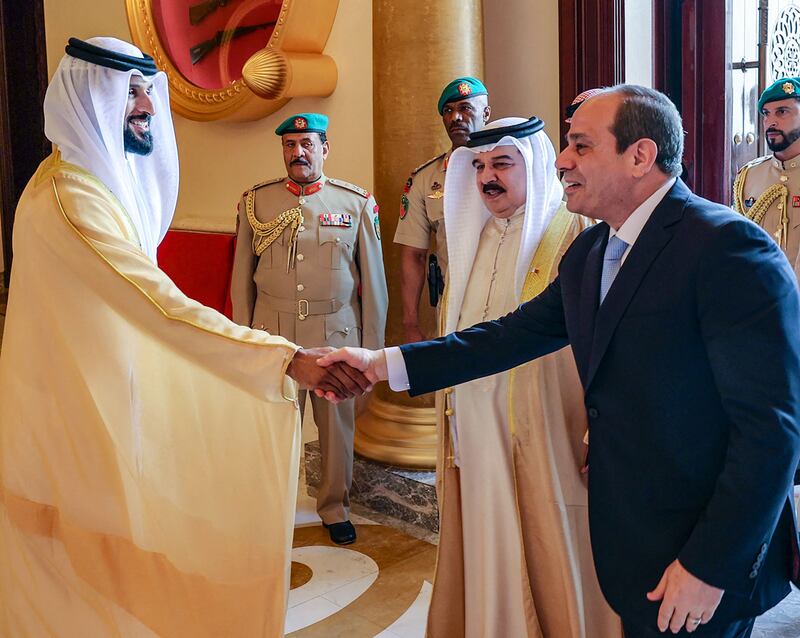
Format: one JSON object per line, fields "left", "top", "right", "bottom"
{"left": 298, "top": 299, "right": 309, "bottom": 321}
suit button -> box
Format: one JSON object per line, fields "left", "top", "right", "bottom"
{"left": 297, "top": 284, "right": 305, "bottom": 292}
{"left": 344, "top": 327, "right": 350, "bottom": 334}
{"left": 445, "top": 408, "right": 454, "bottom": 416}
{"left": 335, "top": 237, "right": 341, "bottom": 243}
{"left": 298, "top": 315, "right": 306, "bottom": 321}
{"left": 588, "top": 407, "right": 599, "bottom": 418}
{"left": 296, "top": 254, "right": 304, "bottom": 261}
{"left": 298, "top": 225, "right": 306, "bottom": 232}
{"left": 444, "top": 387, "right": 454, "bottom": 395}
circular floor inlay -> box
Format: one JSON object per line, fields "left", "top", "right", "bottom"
{"left": 290, "top": 561, "right": 313, "bottom": 589}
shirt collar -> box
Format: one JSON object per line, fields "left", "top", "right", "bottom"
{"left": 285, "top": 174, "right": 326, "bottom": 196}
{"left": 609, "top": 177, "right": 677, "bottom": 246}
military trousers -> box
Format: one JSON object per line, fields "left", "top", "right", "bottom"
{"left": 298, "top": 389, "right": 355, "bottom": 524}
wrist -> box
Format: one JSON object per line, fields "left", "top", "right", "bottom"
{"left": 285, "top": 348, "right": 305, "bottom": 380}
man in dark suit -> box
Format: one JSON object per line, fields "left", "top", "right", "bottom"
{"left": 317, "top": 86, "right": 800, "bottom": 637}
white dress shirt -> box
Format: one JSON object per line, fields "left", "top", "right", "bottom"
{"left": 386, "top": 177, "right": 678, "bottom": 392}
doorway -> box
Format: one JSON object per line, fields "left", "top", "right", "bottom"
{"left": 0, "top": 0, "right": 50, "bottom": 288}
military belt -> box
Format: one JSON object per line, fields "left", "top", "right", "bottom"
{"left": 264, "top": 294, "right": 350, "bottom": 320}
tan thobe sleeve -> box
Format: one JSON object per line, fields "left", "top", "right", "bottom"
{"left": 230, "top": 192, "right": 257, "bottom": 327}
{"left": 53, "top": 172, "right": 298, "bottom": 403}
{"left": 357, "top": 194, "right": 388, "bottom": 350}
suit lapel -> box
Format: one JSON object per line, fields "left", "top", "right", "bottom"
{"left": 575, "top": 228, "right": 606, "bottom": 384}
{"left": 584, "top": 180, "right": 690, "bottom": 389}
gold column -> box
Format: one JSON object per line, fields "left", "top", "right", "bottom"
{"left": 355, "top": 0, "right": 484, "bottom": 468}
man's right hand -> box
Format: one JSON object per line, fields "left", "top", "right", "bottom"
{"left": 286, "top": 347, "right": 373, "bottom": 400}
{"left": 313, "top": 348, "right": 389, "bottom": 401}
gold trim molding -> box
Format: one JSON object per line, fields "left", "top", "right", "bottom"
{"left": 125, "top": 0, "right": 340, "bottom": 121}
{"left": 355, "top": 395, "right": 437, "bottom": 469}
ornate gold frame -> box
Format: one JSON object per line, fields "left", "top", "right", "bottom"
{"left": 125, "top": 0, "right": 339, "bottom": 121}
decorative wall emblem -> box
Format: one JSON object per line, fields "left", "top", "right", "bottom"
{"left": 771, "top": 5, "right": 800, "bottom": 80}
{"left": 126, "top": 0, "right": 340, "bottom": 121}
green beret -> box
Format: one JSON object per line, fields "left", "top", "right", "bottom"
{"left": 437, "top": 77, "right": 488, "bottom": 115}
{"left": 758, "top": 78, "right": 800, "bottom": 111}
{"left": 275, "top": 113, "right": 329, "bottom": 135}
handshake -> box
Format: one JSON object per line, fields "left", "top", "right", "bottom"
{"left": 285, "top": 347, "right": 389, "bottom": 402}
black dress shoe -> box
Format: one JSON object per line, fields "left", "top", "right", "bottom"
{"left": 322, "top": 520, "right": 356, "bottom": 545}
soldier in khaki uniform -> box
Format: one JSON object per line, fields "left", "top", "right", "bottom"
{"left": 734, "top": 77, "right": 800, "bottom": 278}
{"left": 231, "top": 113, "right": 388, "bottom": 544}
{"left": 394, "top": 77, "right": 491, "bottom": 342}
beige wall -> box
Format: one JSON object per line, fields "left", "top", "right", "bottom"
{"left": 483, "top": 0, "right": 561, "bottom": 147}
{"left": 43, "top": 0, "right": 373, "bottom": 232}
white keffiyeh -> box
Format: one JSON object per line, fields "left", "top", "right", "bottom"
{"left": 442, "top": 117, "right": 564, "bottom": 334}
{"left": 43, "top": 37, "right": 179, "bottom": 261}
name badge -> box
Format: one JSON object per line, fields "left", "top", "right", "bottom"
{"left": 319, "top": 213, "right": 353, "bottom": 227}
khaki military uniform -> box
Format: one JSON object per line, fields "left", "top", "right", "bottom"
{"left": 231, "top": 174, "right": 388, "bottom": 523}
{"left": 734, "top": 154, "right": 800, "bottom": 277}
{"left": 394, "top": 152, "right": 450, "bottom": 275}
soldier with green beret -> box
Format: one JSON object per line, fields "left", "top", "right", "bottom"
{"left": 231, "top": 113, "right": 388, "bottom": 545}
{"left": 734, "top": 77, "right": 800, "bottom": 278}
{"left": 393, "top": 77, "right": 491, "bottom": 343}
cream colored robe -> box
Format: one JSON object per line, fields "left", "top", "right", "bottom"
{"left": 427, "top": 206, "right": 622, "bottom": 638}
{"left": 0, "top": 153, "right": 302, "bottom": 637}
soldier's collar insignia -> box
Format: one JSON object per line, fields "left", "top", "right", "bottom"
{"left": 286, "top": 178, "right": 324, "bottom": 197}
{"left": 431, "top": 181, "right": 442, "bottom": 191}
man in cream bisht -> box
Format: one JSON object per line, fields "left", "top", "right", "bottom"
{"left": 0, "top": 37, "right": 367, "bottom": 637}
{"left": 426, "top": 117, "right": 621, "bottom": 637}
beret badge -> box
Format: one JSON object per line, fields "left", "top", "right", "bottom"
{"left": 784, "top": 82, "right": 796, "bottom": 95}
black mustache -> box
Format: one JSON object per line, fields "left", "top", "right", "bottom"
{"left": 482, "top": 182, "right": 505, "bottom": 194}
{"left": 291, "top": 159, "right": 310, "bottom": 166}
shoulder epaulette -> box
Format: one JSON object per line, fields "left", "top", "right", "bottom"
{"left": 411, "top": 152, "right": 447, "bottom": 176}
{"left": 249, "top": 176, "right": 284, "bottom": 192}
{"left": 327, "top": 177, "right": 369, "bottom": 198}
{"left": 738, "top": 155, "right": 771, "bottom": 174}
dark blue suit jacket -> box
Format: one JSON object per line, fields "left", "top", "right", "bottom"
{"left": 400, "top": 180, "right": 800, "bottom": 627}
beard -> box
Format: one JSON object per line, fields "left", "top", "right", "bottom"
{"left": 766, "top": 126, "right": 800, "bottom": 152}
{"left": 124, "top": 116, "right": 154, "bottom": 156}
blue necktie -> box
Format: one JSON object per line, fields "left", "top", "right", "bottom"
{"left": 599, "top": 235, "right": 629, "bottom": 305}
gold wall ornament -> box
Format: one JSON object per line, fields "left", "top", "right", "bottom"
{"left": 125, "top": 0, "right": 340, "bottom": 121}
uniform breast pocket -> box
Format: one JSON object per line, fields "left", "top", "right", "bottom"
{"left": 428, "top": 198, "right": 444, "bottom": 228}
{"left": 318, "top": 227, "right": 354, "bottom": 269}
{"left": 257, "top": 232, "right": 287, "bottom": 270}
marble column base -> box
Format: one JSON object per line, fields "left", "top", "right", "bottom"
{"left": 304, "top": 441, "right": 439, "bottom": 533}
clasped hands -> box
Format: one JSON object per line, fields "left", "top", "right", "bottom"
{"left": 285, "top": 347, "right": 388, "bottom": 401}
{"left": 286, "top": 347, "right": 386, "bottom": 401}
